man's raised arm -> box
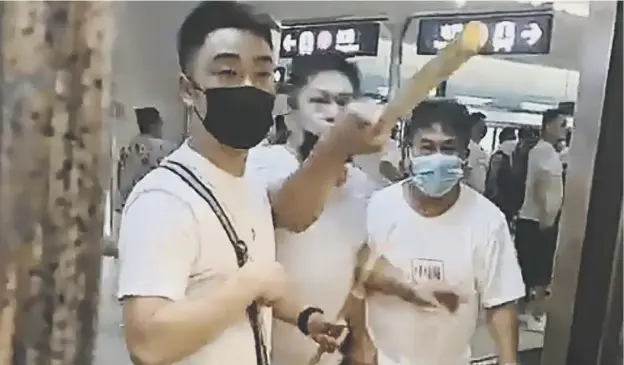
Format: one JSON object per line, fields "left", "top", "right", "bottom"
{"left": 270, "top": 110, "right": 382, "bottom": 233}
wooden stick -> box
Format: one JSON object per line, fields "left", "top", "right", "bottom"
{"left": 307, "top": 21, "right": 487, "bottom": 365}
{"left": 307, "top": 249, "right": 380, "bottom": 365}
{"left": 373, "top": 20, "right": 488, "bottom": 139}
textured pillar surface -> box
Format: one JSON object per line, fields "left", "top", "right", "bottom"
{"left": 0, "top": 2, "right": 113, "bottom": 364}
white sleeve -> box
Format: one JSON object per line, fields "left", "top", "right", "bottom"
{"left": 246, "top": 146, "right": 295, "bottom": 191}
{"left": 117, "top": 189, "right": 199, "bottom": 301}
{"left": 476, "top": 218, "right": 525, "bottom": 308}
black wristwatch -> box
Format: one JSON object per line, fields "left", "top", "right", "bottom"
{"left": 297, "top": 307, "right": 324, "bottom": 336}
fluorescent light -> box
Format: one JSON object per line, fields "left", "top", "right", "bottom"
{"left": 520, "top": 101, "right": 556, "bottom": 112}
{"left": 455, "top": 95, "right": 493, "bottom": 106}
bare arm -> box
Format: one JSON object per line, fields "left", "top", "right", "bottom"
{"left": 270, "top": 136, "right": 349, "bottom": 232}
{"left": 124, "top": 277, "right": 257, "bottom": 365}
{"left": 117, "top": 190, "right": 257, "bottom": 365}
{"left": 271, "top": 288, "right": 305, "bottom": 326}
{"left": 485, "top": 302, "right": 519, "bottom": 364}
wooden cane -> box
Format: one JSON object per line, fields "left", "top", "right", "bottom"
{"left": 306, "top": 20, "right": 488, "bottom": 365}
{"left": 307, "top": 248, "right": 380, "bottom": 365}
{"left": 372, "top": 20, "right": 488, "bottom": 139}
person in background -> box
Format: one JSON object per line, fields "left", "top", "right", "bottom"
{"left": 117, "top": 106, "right": 177, "bottom": 206}
{"left": 247, "top": 52, "right": 382, "bottom": 365}
{"left": 465, "top": 112, "right": 489, "bottom": 193}
{"left": 353, "top": 133, "right": 403, "bottom": 187}
{"left": 484, "top": 127, "right": 517, "bottom": 223}
{"left": 116, "top": 2, "right": 394, "bottom": 365}
{"left": 515, "top": 109, "right": 567, "bottom": 332}
{"left": 364, "top": 100, "right": 524, "bottom": 365}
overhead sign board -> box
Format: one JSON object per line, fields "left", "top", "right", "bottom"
{"left": 417, "top": 12, "right": 553, "bottom": 55}
{"left": 279, "top": 22, "right": 380, "bottom": 58}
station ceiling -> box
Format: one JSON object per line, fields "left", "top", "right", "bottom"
{"left": 249, "top": 0, "right": 590, "bottom": 71}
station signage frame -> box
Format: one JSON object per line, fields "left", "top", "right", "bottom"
{"left": 416, "top": 11, "right": 554, "bottom": 56}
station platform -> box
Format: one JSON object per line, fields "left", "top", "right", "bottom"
{"left": 95, "top": 258, "right": 544, "bottom": 365}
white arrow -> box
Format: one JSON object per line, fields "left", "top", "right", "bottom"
{"left": 521, "top": 22, "right": 542, "bottom": 46}
{"left": 282, "top": 34, "right": 296, "bottom": 52}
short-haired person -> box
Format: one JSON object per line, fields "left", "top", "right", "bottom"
{"left": 465, "top": 112, "right": 489, "bottom": 193}
{"left": 247, "top": 52, "right": 388, "bottom": 365}
{"left": 484, "top": 127, "right": 518, "bottom": 222}
{"left": 363, "top": 100, "right": 525, "bottom": 365}
{"left": 117, "top": 107, "right": 176, "bottom": 206}
{"left": 515, "top": 108, "right": 567, "bottom": 332}
{"left": 116, "top": 2, "right": 394, "bottom": 365}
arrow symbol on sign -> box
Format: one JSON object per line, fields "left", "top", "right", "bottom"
{"left": 521, "top": 22, "right": 542, "bottom": 46}
{"left": 282, "top": 34, "right": 296, "bottom": 52}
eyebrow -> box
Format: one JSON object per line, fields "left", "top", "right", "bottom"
{"left": 212, "top": 53, "right": 273, "bottom": 64}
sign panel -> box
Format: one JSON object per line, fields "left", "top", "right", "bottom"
{"left": 279, "top": 22, "right": 380, "bottom": 58}
{"left": 417, "top": 12, "right": 553, "bottom": 55}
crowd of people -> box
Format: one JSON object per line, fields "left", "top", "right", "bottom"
{"left": 111, "top": 2, "right": 570, "bottom": 365}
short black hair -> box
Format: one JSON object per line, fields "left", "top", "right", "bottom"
{"left": 135, "top": 107, "right": 161, "bottom": 134}
{"left": 498, "top": 127, "right": 516, "bottom": 143}
{"left": 287, "top": 51, "right": 361, "bottom": 108}
{"left": 541, "top": 108, "right": 566, "bottom": 131}
{"left": 177, "top": 1, "right": 273, "bottom": 74}
{"left": 407, "top": 99, "right": 471, "bottom": 147}
{"left": 470, "top": 112, "right": 487, "bottom": 139}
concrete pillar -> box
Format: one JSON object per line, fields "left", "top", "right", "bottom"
{"left": 0, "top": 2, "right": 113, "bottom": 364}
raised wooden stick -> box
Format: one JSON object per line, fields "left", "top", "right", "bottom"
{"left": 307, "top": 20, "right": 488, "bottom": 365}
{"left": 373, "top": 20, "right": 488, "bottom": 139}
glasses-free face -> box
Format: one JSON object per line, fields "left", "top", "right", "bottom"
{"left": 295, "top": 70, "right": 355, "bottom": 135}
{"left": 410, "top": 122, "right": 468, "bottom": 159}
{"left": 180, "top": 28, "right": 276, "bottom": 112}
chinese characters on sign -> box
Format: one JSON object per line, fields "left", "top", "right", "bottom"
{"left": 417, "top": 12, "right": 553, "bottom": 55}
{"left": 279, "top": 22, "right": 380, "bottom": 58}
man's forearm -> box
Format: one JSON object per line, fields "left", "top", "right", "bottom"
{"left": 272, "top": 285, "right": 307, "bottom": 326}
{"left": 271, "top": 137, "right": 348, "bottom": 233}
{"left": 485, "top": 303, "right": 519, "bottom": 364}
{"left": 125, "top": 277, "right": 257, "bottom": 365}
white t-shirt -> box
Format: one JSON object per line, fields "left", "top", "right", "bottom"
{"left": 117, "top": 142, "right": 275, "bottom": 365}
{"left": 518, "top": 139, "right": 564, "bottom": 222}
{"left": 466, "top": 140, "right": 489, "bottom": 194}
{"left": 353, "top": 139, "right": 402, "bottom": 186}
{"left": 366, "top": 183, "right": 525, "bottom": 365}
{"left": 246, "top": 144, "right": 377, "bottom": 365}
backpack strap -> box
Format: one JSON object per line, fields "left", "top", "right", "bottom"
{"left": 160, "top": 160, "right": 268, "bottom": 365}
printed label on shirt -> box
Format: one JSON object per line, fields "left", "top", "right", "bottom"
{"left": 409, "top": 259, "right": 445, "bottom": 282}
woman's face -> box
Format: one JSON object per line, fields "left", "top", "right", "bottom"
{"left": 295, "top": 70, "right": 354, "bottom": 136}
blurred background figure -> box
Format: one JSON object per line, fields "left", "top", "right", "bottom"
{"left": 117, "top": 106, "right": 176, "bottom": 206}
{"left": 465, "top": 112, "right": 489, "bottom": 193}
{"left": 484, "top": 127, "right": 518, "bottom": 223}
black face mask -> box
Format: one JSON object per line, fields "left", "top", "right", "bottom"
{"left": 196, "top": 86, "right": 275, "bottom": 150}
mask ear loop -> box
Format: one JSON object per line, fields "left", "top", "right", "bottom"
{"left": 183, "top": 75, "right": 207, "bottom": 122}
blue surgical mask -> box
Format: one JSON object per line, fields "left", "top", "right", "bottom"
{"left": 409, "top": 153, "right": 464, "bottom": 198}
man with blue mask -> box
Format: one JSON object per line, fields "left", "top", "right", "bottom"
{"left": 364, "top": 100, "right": 525, "bottom": 365}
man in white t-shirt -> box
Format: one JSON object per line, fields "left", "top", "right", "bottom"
{"left": 465, "top": 112, "right": 489, "bottom": 194}
{"left": 515, "top": 109, "right": 567, "bottom": 332}
{"left": 116, "top": 3, "right": 387, "bottom": 365}
{"left": 362, "top": 100, "right": 525, "bottom": 365}
{"left": 247, "top": 52, "right": 380, "bottom": 365}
